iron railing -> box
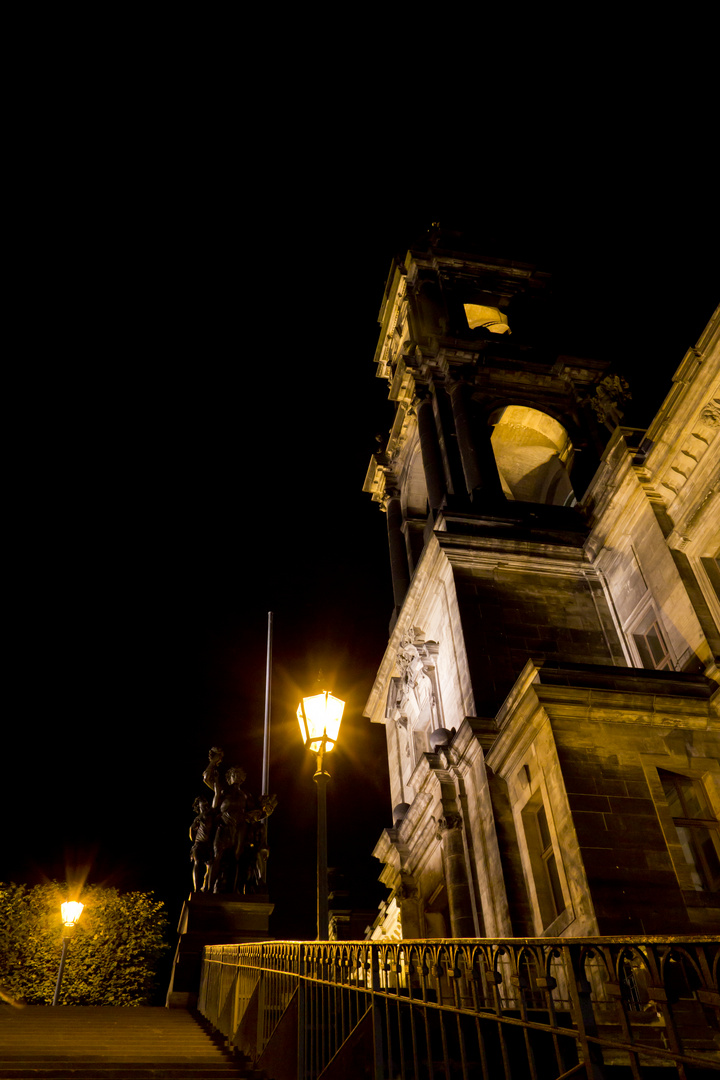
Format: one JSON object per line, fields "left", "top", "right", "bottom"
{"left": 198, "top": 937, "right": 720, "bottom": 1079}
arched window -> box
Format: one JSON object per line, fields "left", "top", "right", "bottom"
{"left": 490, "top": 406, "right": 576, "bottom": 506}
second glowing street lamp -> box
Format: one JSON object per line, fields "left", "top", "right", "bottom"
{"left": 52, "top": 901, "right": 84, "bottom": 1006}
{"left": 297, "top": 687, "right": 345, "bottom": 941}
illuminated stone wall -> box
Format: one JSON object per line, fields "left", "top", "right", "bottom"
{"left": 363, "top": 229, "right": 719, "bottom": 941}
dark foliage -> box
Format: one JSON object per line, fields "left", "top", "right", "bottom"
{"left": 0, "top": 882, "right": 169, "bottom": 1005}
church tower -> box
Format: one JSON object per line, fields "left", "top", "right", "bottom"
{"left": 363, "top": 226, "right": 720, "bottom": 941}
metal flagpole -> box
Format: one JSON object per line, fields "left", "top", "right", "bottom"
{"left": 262, "top": 611, "right": 273, "bottom": 796}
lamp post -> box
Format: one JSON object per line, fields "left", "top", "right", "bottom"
{"left": 52, "top": 901, "right": 84, "bottom": 1006}
{"left": 297, "top": 686, "right": 345, "bottom": 940}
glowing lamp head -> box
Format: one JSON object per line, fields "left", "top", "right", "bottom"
{"left": 61, "top": 901, "right": 84, "bottom": 928}
{"left": 297, "top": 690, "right": 345, "bottom": 754}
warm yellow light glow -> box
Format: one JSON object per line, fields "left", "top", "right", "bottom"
{"left": 61, "top": 901, "right": 84, "bottom": 927}
{"left": 463, "top": 303, "right": 511, "bottom": 334}
{"left": 490, "top": 405, "right": 576, "bottom": 506}
{"left": 297, "top": 690, "right": 345, "bottom": 754}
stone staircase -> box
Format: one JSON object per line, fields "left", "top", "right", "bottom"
{"left": 0, "top": 1006, "right": 266, "bottom": 1079}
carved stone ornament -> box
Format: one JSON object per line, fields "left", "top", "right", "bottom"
{"left": 395, "top": 629, "right": 440, "bottom": 713}
{"left": 699, "top": 403, "right": 720, "bottom": 427}
{"left": 382, "top": 475, "right": 401, "bottom": 502}
{"left": 585, "top": 374, "right": 632, "bottom": 431}
{"left": 395, "top": 881, "right": 419, "bottom": 902}
{"left": 434, "top": 812, "right": 463, "bottom": 841}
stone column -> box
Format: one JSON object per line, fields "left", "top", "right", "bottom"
{"left": 475, "top": 405, "right": 505, "bottom": 502}
{"left": 437, "top": 813, "right": 475, "bottom": 938}
{"left": 416, "top": 395, "right": 447, "bottom": 510}
{"left": 385, "top": 496, "right": 410, "bottom": 609}
{"left": 448, "top": 380, "right": 482, "bottom": 495}
{"left": 396, "top": 878, "right": 422, "bottom": 939}
{"left": 447, "top": 383, "right": 503, "bottom": 502}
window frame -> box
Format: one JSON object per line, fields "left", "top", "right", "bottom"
{"left": 641, "top": 756, "right": 720, "bottom": 899}
{"left": 626, "top": 598, "right": 676, "bottom": 671}
{"left": 520, "top": 787, "right": 569, "bottom": 932}
{"left": 657, "top": 768, "right": 720, "bottom": 893}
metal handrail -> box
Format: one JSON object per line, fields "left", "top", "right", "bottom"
{"left": 198, "top": 937, "right": 720, "bottom": 1079}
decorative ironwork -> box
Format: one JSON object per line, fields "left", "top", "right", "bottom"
{"left": 198, "top": 937, "right": 720, "bottom": 1079}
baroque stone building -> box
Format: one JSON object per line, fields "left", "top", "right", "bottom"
{"left": 362, "top": 227, "right": 720, "bottom": 941}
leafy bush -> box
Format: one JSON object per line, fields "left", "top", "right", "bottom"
{"left": 0, "top": 882, "right": 170, "bottom": 1005}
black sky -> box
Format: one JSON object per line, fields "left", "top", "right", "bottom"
{"left": 5, "top": 84, "right": 718, "bottom": 947}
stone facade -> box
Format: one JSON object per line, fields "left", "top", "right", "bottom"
{"left": 363, "top": 226, "right": 720, "bottom": 941}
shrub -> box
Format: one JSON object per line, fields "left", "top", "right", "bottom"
{"left": 0, "top": 882, "right": 170, "bottom": 1005}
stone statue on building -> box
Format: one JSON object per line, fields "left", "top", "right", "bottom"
{"left": 396, "top": 628, "right": 444, "bottom": 732}
{"left": 585, "top": 373, "right": 631, "bottom": 431}
{"left": 190, "top": 746, "right": 277, "bottom": 894}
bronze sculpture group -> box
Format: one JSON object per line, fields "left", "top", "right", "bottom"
{"left": 190, "top": 747, "right": 277, "bottom": 894}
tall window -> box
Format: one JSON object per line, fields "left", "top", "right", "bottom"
{"left": 522, "top": 795, "right": 566, "bottom": 928}
{"left": 658, "top": 769, "right": 720, "bottom": 892}
{"left": 631, "top": 610, "right": 673, "bottom": 670}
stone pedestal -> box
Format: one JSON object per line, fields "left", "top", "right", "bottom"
{"left": 166, "top": 893, "right": 274, "bottom": 1008}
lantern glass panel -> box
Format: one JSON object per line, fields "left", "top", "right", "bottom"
{"left": 298, "top": 691, "right": 345, "bottom": 752}
{"left": 61, "top": 901, "right": 84, "bottom": 927}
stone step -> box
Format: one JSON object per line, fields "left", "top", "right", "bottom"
{"left": 0, "top": 1069, "right": 252, "bottom": 1078}
{"left": 0, "top": 1007, "right": 256, "bottom": 1079}
{"left": 0, "top": 1051, "right": 231, "bottom": 1056}
{"left": 0, "top": 1071, "right": 244, "bottom": 1079}
{"left": 0, "top": 1058, "right": 237, "bottom": 1067}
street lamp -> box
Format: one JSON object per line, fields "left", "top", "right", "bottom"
{"left": 52, "top": 901, "right": 84, "bottom": 1006}
{"left": 297, "top": 687, "right": 345, "bottom": 940}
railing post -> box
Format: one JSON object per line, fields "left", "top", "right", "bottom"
{"left": 296, "top": 975, "right": 305, "bottom": 1080}
{"left": 230, "top": 951, "right": 240, "bottom": 1047}
{"left": 256, "top": 942, "right": 265, "bottom": 1060}
{"left": 369, "top": 944, "right": 385, "bottom": 1080}
{"left": 298, "top": 944, "right": 308, "bottom": 1080}
{"left": 566, "top": 945, "right": 607, "bottom": 1080}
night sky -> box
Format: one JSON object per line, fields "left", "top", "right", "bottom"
{"left": 5, "top": 109, "right": 718, "bottom": 955}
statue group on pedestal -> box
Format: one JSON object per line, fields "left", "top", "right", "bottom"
{"left": 190, "top": 747, "right": 277, "bottom": 894}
